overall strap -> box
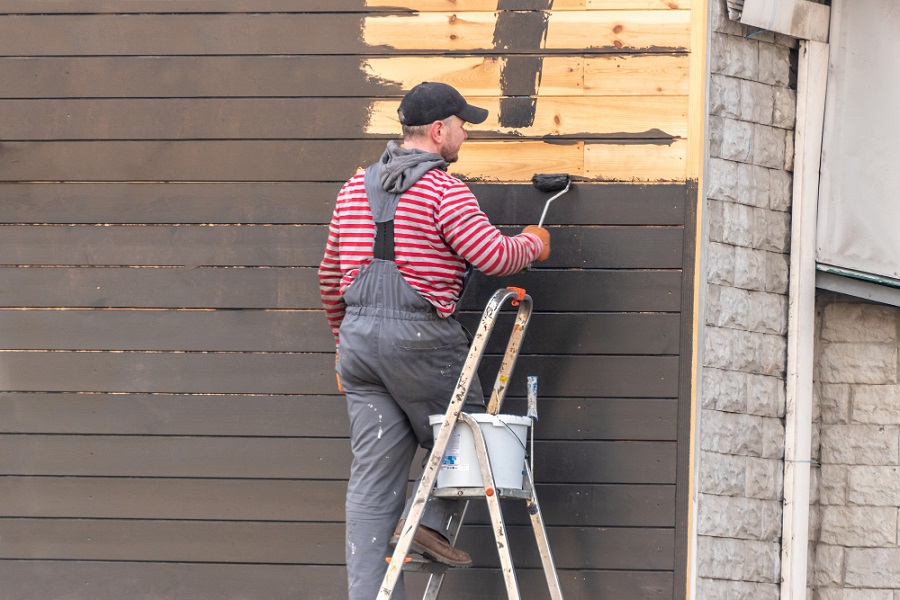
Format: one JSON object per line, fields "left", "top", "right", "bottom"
{"left": 364, "top": 165, "right": 402, "bottom": 262}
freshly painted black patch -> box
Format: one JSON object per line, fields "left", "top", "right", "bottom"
{"left": 493, "top": 8, "right": 551, "bottom": 127}
{"left": 499, "top": 96, "right": 539, "bottom": 128}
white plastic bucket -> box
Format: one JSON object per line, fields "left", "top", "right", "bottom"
{"left": 429, "top": 413, "right": 531, "bottom": 490}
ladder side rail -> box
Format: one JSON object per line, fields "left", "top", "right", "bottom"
{"left": 458, "top": 412, "right": 521, "bottom": 600}
{"left": 523, "top": 462, "right": 565, "bottom": 600}
{"left": 486, "top": 295, "right": 533, "bottom": 415}
{"left": 378, "top": 288, "right": 522, "bottom": 599}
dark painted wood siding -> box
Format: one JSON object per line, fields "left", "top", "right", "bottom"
{"left": 0, "top": 2, "right": 698, "bottom": 598}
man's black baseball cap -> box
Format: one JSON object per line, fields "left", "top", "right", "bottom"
{"left": 397, "top": 82, "right": 489, "bottom": 127}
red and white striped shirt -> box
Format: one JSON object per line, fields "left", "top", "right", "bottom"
{"left": 318, "top": 168, "right": 544, "bottom": 346}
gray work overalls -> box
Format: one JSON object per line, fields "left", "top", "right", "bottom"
{"left": 338, "top": 167, "right": 484, "bottom": 600}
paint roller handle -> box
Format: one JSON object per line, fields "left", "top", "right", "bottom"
{"left": 522, "top": 225, "right": 551, "bottom": 262}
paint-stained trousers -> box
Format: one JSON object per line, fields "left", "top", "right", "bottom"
{"left": 338, "top": 259, "right": 484, "bottom": 600}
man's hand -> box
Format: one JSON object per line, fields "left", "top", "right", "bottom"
{"left": 522, "top": 225, "right": 551, "bottom": 261}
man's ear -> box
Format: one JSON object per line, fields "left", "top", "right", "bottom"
{"left": 429, "top": 120, "right": 444, "bottom": 145}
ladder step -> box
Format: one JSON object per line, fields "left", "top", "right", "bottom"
{"left": 392, "top": 555, "right": 451, "bottom": 575}
{"left": 431, "top": 487, "right": 533, "bottom": 500}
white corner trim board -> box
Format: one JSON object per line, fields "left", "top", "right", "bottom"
{"left": 780, "top": 38, "right": 829, "bottom": 600}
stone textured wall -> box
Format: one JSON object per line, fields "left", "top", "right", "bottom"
{"left": 812, "top": 294, "right": 900, "bottom": 599}
{"left": 695, "top": 1, "right": 798, "bottom": 597}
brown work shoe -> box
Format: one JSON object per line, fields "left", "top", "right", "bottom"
{"left": 389, "top": 519, "right": 472, "bottom": 568}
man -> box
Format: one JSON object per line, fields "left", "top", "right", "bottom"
{"left": 318, "top": 82, "right": 550, "bottom": 600}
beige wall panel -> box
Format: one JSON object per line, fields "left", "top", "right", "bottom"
{"left": 585, "top": 54, "right": 690, "bottom": 96}
{"left": 584, "top": 140, "right": 686, "bottom": 181}
{"left": 364, "top": 56, "right": 583, "bottom": 97}
{"left": 363, "top": 11, "right": 691, "bottom": 51}
{"left": 367, "top": 96, "right": 688, "bottom": 137}
{"left": 452, "top": 141, "right": 584, "bottom": 181}
{"left": 588, "top": 0, "right": 691, "bottom": 9}
{"left": 364, "top": 0, "right": 690, "bottom": 10}
{"left": 365, "top": 0, "right": 586, "bottom": 9}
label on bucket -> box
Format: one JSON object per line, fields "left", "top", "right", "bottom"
{"left": 441, "top": 433, "right": 469, "bottom": 471}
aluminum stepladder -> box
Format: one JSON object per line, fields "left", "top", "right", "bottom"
{"left": 378, "top": 287, "right": 564, "bottom": 600}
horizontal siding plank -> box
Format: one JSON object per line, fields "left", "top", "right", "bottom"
{"left": 0, "top": 561, "right": 673, "bottom": 600}
{"left": 585, "top": 138, "right": 687, "bottom": 181}
{"left": 0, "top": 477, "right": 674, "bottom": 527}
{"left": 366, "top": 95, "right": 687, "bottom": 137}
{"left": 0, "top": 13, "right": 689, "bottom": 56}
{"left": 0, "top": 55, "right": 688, "bottom": 99}
{"left": 585, "top": 54, "right": 690, "bottom": 95}
{"left": 0, "top": 393, "right": 676, "bottom": 440}
{"left": 0, "top": 268, "right": 683, "bottom": 311}
{"left": 0, "top": 182, "right": 687, "bottom": 226}
{"left": 0, "top": 393, "right": 351, "bottom": 437}
{"left": 0, "top": 140, "right": 683, "bottom": 183}
{"left": 0, "top": 310, "right": 680, "bottom": 355}
{"left": 0, "top": 352, "right": 679, "bottom": 397}
{"left": 0, "top": 0, "right": 688, "bottom": 12}
{"left": 0, "top": 436, "right": 675, "bottom": 483}
{"left": 0, "top": 519, "right": 673, "bottom": 569}
{"left": 0, "top": 96, "right": 687, "bottom": 140}
{"left": 362, "top": 11, "right": 690, "bottom": 52}
{"left": 463, "top": 270, "right": 683, "bottom": 312}
{"left": 0, "top": 224, "right": 682, "bottom": 269}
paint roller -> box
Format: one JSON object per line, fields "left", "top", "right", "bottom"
{"left": 530, "top": 173, "right": 571, "bottom": 228}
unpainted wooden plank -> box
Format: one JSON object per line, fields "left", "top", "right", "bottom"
{"left": 585, "top": 54, "right": 690, "bottom": 95}
{"left": 589, "top": 0, "right": 690, "bottom": 8}
{"left": 363, "top": 56, "right": 583, "bottom": 97}
{"left": 585, "top": 138, "right": 687, "bottom": 181}
{"left": 0, "top": 0, "right": 690, "bottom": 12}
{"left": 0, "top": 182, "right": 688, "bottom": 226}
{"left": 0, "top": 435, "right": 674, "bottom": 483}
{"left": 0, "top": 477, "right": 673, "bottom": 526}
{"left": 0, "top": 310, "right": 680, "bottom": 354}
{"left": 0, "top": 351, "right": 678, "bottom": 397}
{"left": 0, "top": 561, "right": 673, "bottom": 600}
{"left": 0, "top": 267, "right": 683, "bottom": 311}
{"left": 0, "top": 0, "right": 599, "bottom": 13}
{"left": 367, "top": 95, "right": 688, "bottom": 137}
{"left": 0, "top": 12, "right": 689, "bottom": 56}
{"left": 1, "top": 140, "right": 686, "bottom": 182}
{"left": 0, "top": 224, "right": 682, "bottom": 268}
{"left": 0, "top": 519, "right": 674, "bottom": 569}
{"left": 362, "top": 11, "right": 691, "bottom": 52}
{"left": 0, "top": 393, "right": 676, "bottom": 440}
